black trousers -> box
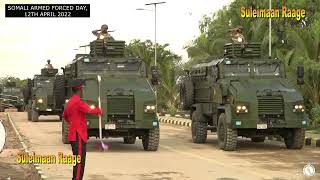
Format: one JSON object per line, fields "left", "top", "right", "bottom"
{"left": 70, "top": 133, "right": 86, "bottom": 180}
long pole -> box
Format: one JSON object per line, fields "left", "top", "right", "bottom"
{"left": 154, "top": 4, "right": 157, "bottom": 66}
{"left": 269, "top": 0, "right": 272, "bottom": 58}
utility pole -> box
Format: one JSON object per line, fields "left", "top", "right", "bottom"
{"left": 269, "top": 0, "right": 272, "bottom": 58}
{"left": 145, "top": 2, "right": 166, "bottom": 66}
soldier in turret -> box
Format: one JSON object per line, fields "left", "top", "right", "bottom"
{"left": 45, "top": 59, "right": 53, "bottom": 69}
{"left": 229, "top": 26, "right": 245, "bottom": 45}
{"left": 92, "top": 24, "right": 114, "bottom": 40}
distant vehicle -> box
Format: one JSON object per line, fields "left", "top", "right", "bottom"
{"left": 0, "top": 81, "right": 24, "bottom": 112}
{"left": 180, "top": 42, "right": 308, "bottom": 151}
{"left": 60, "top": 36, "right": 160, "bottom": 151}
{"left": 24, "top": 64, "right": 65, "bottom": 122}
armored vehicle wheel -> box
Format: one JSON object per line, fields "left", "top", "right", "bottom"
{"left": 26, "top": 105, "right": 31, "bottom": 121}
{"left": 31, "top": 109, "right": 39, "bottom": 122}
{"left": 123, "top": 136, "right": 136, "bottom": 144}
{"left": 191, "top": 111, "right": 207, "bottom": 143}
{"left": 217, "top": 113, "right": 237, "bottom": 151}
{"left": 62, "top": 119, "right": 70, "bottom": 144}
{"left": 18, "top": 106, "right": 24, "bottom": 112}
{"left": 180, "top": 78, "right": 194, "bottom": 110}
{"left": 54, "top": 75, "right": 65, "bottom": 110}
{"left": 142, "top": 128, "right": 159, "bottom": 151}
{"left": 251, "top": 136, "right": 265, "bottom": 143}
{"left": 284, "top": 128, "right": 305, "bottom": 149}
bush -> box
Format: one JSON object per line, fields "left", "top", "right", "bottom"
{"left": 168, "top": 105, "right": 177, "bottom": 116}
{"left": 311, "top": 103, "right": 320, "bottom": 128}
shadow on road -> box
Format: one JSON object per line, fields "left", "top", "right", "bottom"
{"left": 34, "top": 118, "right": 61, "bottom": 122}
{"left": 86, "top": 138, "right": 150, "bottom": 153}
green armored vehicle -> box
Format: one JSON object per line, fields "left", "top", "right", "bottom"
{"left": 24, "top": 61, "right": 65, "bottom": 121}
{"left": 61, "top": 37, "right": 160, "bottom": 151}
{"left": 180, "top": 42, "right": 307, "bottom": 151}
{"left": 0, "top": 81, "right": 24, "bottom": 112}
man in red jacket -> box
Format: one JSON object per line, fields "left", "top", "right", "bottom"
{"left": 63, "top": 80, "right": 102, "bottom": 180}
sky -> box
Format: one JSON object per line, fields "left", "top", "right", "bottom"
{"left": 0, "top": 0, "right": 232, "bottom": 79}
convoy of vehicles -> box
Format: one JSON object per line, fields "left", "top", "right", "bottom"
{"left": 0, "top": 81, "right": 24, "bottom": 112}
{"left": 5, "top": 28, "right": 308, "bottom": 152}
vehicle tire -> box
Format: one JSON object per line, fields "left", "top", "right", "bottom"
{"left": 191, "top": 111, "right": 207, "bottom": 143}
{"left": 217, "top": 113, "right": 237, "bottom": 151}
{"left": 62, "top": 119, "right": 70, "bottom": 144}
{"left": 22, "top": 87, "right": 29, "bottom": 102}
{"left": 284, "top": 128, "right": 305, "bottom": 149}
{"left": 31, "top": 109, "right": 39, "bottom": 122}
{"left": 180, "top": 78, "right": 194, "bottom": 110}
{"left": 17, "top": 105, "right": 24, "bottom": 112}
{"left": 251, "top": 136, "right": 265, "bottom": 143}
{"left": 26, "top": 105, "right": 31, "bottom": 121}
{"left": 142, "top": 128, "right": 159, "bottom": 151}
{"left": 54, "top": 75, "right": 65, "bottom": 110}
{"left": 123, "top": 136, "right": 136, "bottom": 144}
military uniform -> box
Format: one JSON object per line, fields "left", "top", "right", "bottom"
{"left": 92, "top": 24, "right": 114, "bottom": 40}
{"left": 63, "top": 81, "right": 102, "bottom": 180}
{"left": 45, "top": 60, "right": 53, "bottom": 69}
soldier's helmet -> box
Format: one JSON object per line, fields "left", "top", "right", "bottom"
{"left": 101, "top": 24, "right": 108, "bottom": 31}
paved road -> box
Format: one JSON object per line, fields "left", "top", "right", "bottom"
{"left": 8, "top": 112, "right": 320, "bottom": 180}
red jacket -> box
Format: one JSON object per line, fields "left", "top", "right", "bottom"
{"left": 63, "top": 94, "right": 102, "bottom": 143}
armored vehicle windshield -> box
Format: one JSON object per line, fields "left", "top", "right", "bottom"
{"left": 223, "top": 59, "right": 283, "bottom": 77}
{"left": 75, "top": 56, "right": 147, "bottom": 77}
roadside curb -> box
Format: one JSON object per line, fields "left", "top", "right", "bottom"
{"left": 159, "top": 116, "right": 320, "bottom": 148}
{"left": 5, "top": 113, "right": 48, "bottom": 180}
{"left": 158, "top": 117, "right": 191, "bottom": 127}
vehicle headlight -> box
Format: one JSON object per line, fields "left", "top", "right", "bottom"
{"left": 293, "top": 104, "right": 304, "bottom": 112}
{"left": 37, "top": 98, "right": 43, "bottom": 103}
{"left": 90, "top": 104, "right": 96, "bottom": 110}
{"left": 236, "top": 105, "right": 248, "bottom": 113}
{"left": 144, "top": 105, "right": 156, "bottom": 113}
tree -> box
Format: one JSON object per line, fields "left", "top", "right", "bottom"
{"left": 0, "top": 76, "right": 27, "bottom": 89}
{"left": 125, "top": 40, "right": 182, "bottom": 112}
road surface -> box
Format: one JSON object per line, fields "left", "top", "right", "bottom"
{"left": 7, "top": 112, "right": 320, "bottom": 180}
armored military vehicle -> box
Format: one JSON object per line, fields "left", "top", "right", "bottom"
{"left": 24, "top": 63, "right": 65, "bottom": 121}
{"left": 180, "top": 42, "right": 307, "bottom": 151}
{"left": 0, "top": 81, "right": 24, "bottom": 112}
{"left": 61, "top": 37, "right": 159, "bottom": 151}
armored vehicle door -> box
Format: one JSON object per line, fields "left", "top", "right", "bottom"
{"left": 209, "top": 65, "right": 222, "bottom": 104}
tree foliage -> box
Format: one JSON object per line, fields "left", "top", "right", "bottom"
{"left": 0, "top": 76, "right": 27, "bottom": 89}
{"left": 125, "top": 40, "right": 182, "bottom": 111}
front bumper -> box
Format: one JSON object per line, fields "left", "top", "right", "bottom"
{"left": 231, "top": 116, "right": 308, "bottom": 129}
{"left": 87, "top": 114, "right": 159, "bottom": 130}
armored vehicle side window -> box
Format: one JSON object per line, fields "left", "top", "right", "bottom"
{"left": 112, "top": 62, "right": 140, "bottom": 71}
{"left": 223, "top": 61, "right": 250, "bottom": 77}
{"left": 254, "top": 62, "right": 280, "bottom": 76}
{"left": 80, "top": 62, "right": 110, "bottom": 72}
